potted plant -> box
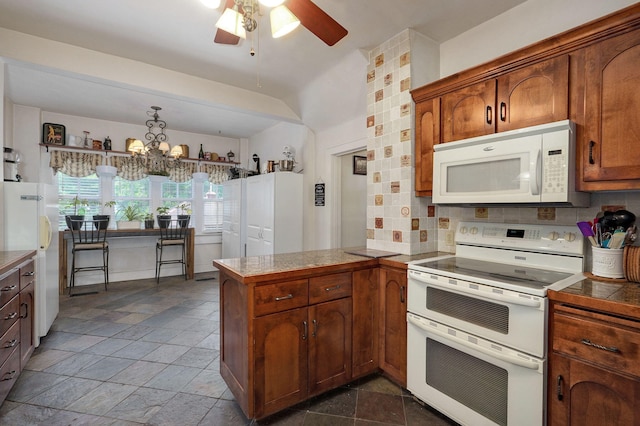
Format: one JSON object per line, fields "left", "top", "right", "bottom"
{"left": 156, "top": 206, "right": 171, "bottom": 228}
{"left": 65, "top": 196, "right": 89, "bottom": 230}
{"left": 177, "top": 202, "right": 191, "bottom": 228}
{"left": 116, "top": 204, "right": 144, "bottom": 229}
{"left": 144, "top": 212, "right": 155, "bottom": 229}
{"left": 93, "top": 200, "right": 116, "bottom": 230}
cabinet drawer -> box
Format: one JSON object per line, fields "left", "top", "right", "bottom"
{"left": 0, "top": 347, "right": 20, "bottom": 403}
{"left": 19, "top": 260, "right": 35, "bottom": 291}
{"left": 0, "top": 269, "right": 19, "bottom": 307}
{"left": 254, "top": 280, "right": 308, "bottom": 316}
{"left": 553, "top": 311, "right": 640, "bottom": 378}
{"left": 309, "top": 272, "right": 352, "bottom": 304}
{"left": 0, "top": 297, "right": 20, "bottom": 338}
{"left": 0, "top": 321, "right": 20, "bottom": 367}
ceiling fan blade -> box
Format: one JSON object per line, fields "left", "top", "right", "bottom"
{"left": 214, "top": 29, "right": 240, "bottom": 45}
{"left": 286, "top": 0, "right": 348, "bottom": 46}
{"left": 214, "top": 0, "right": 241, "bottom": 45}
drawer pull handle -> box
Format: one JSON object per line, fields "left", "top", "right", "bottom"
{"left": 4, "top": 339, "right": 17, "bottom": 348}
{"left": 1, "top": 370, "right": 16, "bottom": 381}
{"left": 274, "top": 294, "right": 293, "bottom": 301}
{"left": 1, "top": 285, "right": 17, "bottom": 292}
{"left": 23, "top": 271, "right": 34, "bottom": 277}
{"left": 302, "top": 321, "right": 308, "bottom": 340}
{"left": 4, "top": 313, "right": 17, "bottom": 321}
{"left": 581, "top": 338, "right": 620, "bottom": 353}
{"left": 324, "top": 284, "right": 341, "bottom": 292}
{"left": 312, "top": 319, "right": 318, "bottom": 337}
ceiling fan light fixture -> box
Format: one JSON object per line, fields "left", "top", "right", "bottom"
{"left": 258, "top": 0, "right": 284, "bottom": 7}
{"left": 200, "top": 0, "right": 221, "bottom": 8}
{"left": 270, "top": 5, "right": 300, "bottom": 38}
{"left": 216, "top": 7, "right": 247, "bottom": 39}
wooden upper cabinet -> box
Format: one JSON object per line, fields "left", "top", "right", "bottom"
{"left": 415, "top": 98, "right": 440, "bottom": 196}
{"left": 441, "top": 79, "right": 496, "bottom": 142}
{"left": 496, "top": 55, "right": 569, "bottom": 132}
{"left": 582, "top": 30, "right": 640, "bottom": 188}
{"left": 441, "top": 56, "right": 569, "bottom": 143}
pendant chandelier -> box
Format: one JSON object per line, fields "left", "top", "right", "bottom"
{"left": 215, "top": 0, "right": 300, "bottom": 40}
{"left": 128, "top": 106, "right": 183, "bottom": 176}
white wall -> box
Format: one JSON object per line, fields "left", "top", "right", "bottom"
{"left": 440, "top": 0, "right": 637, "bottom": 78}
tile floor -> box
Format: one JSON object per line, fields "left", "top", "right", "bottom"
{"left": 0, "top": 274, "right": 457, "bottom": 425}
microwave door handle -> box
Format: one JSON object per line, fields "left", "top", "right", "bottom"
{"left": 530, "top": 148, "right": 541, "bottom": 195}
{"left": 407, "top": 314, "right": 541, "bottom": 370}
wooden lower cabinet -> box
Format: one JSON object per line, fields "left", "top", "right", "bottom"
{"left": 548, "top": 301, "right": 640, "bottom": 425}
{"left": 351, "top": 268, "right": 380, "bottom": 378}
{"left": 379, "top": 266, "right": 407, "bottom": 387}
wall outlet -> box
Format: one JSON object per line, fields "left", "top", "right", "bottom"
{"left": 445, "top": 230, "right": 455, "bottom": 246}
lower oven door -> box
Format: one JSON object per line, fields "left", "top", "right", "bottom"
{"left": 407, "top": 313, "right": 545, "bottom": 426}
{"left": 408, "top": 269, "right": 547, "bottom": 357}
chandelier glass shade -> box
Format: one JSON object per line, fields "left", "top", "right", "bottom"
{"left": 128, "top": 106, "right": 183, "bottom": 176}
{"left": 215, "top": 0, "right": 300, "bottom": 39}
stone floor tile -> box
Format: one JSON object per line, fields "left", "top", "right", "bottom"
{"left": 306, "top": 387, "right": 357, "bottom": 418}
{"left": 172, "top": 347, "right": 218, "bottom": 369}
{"left": 195, "top": 333, "right": 220, "bottom": 350}
{"left": 147, "top": 392, "right": 217, "bottom": 426}
{"left": 111, "top": 340, "right": 160, "bottom": 360}
{"left": 144, "top": 365, "right": 201, "bottom": 392}
{"left": 24, "top": 349, "right": 75, "bottom": 371}
{"left": 105, "top": 387, "right": 176, "bottom": 423}
{"left": 55, "top": 334, "right": 107, "bottom": 352}
{"left": 6, "top": 370, "right": 68, "bottom": 402}
{"left": 0, "top": 403, "right": 59, "bottom": 425}
{"left": 140, "top": 328, "right": 180, "bottom": 343}
{"left": 87, "top": 322, "right": 133, "bottom": 337}
{"left": 114, "top": 312, "right": 153, "bottom": 324}
{"left": 199, "top": 398, "right": 251, "bottom": 426}
{"left": 168, "top": 330, "right": 211, "bottom": 347}
{"left": 355, "top": 390, "right": 405, "bottom": 425}
{"left": 403, "top": 396, "right": 459, "bottom": 426}
{"left": 108, "top": 360, "right": 168, "bottom": 386}
{"left": 111, "top": 325, "right": 155, "bottom": 340}
{"left": 74, "top": 356, "right": 135, "bottom": 381}
{"left": 82, "top": 338, "right": 133, "bottom": 356}
{"left": 26, "top": 377, "right": 102, "bottom": 409}
{"left": 141, "top": 343, "right": 190, "bottom": 363}
{"left": 43, "top": 352, "right": 104, "bottom": 376}
{"left": 65, "top": 382, "right": 138, "bottom": 415}
{"left": 181, "top": 369, "right": 229, "bottom": 398}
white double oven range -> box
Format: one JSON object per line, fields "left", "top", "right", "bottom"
{"left": 407, "top": 222, "right": 586, "bottom": 426}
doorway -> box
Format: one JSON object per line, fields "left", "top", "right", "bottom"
{"left": 340, "top": 149, "right": 367, "bottom": 247}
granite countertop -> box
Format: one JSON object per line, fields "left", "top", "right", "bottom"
{"left": 550, "top": 273, "right": 640, "bottom": 321}
{"left": 213, "top": 248, "right": 445, "bottom": 283}
{"left": 0, "top": 250, "right": 37, "bottom": 274}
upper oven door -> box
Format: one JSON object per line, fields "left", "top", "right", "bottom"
{"left": 433, "top": 132, "right": 542, "bottom": 204}
{"left": 408, "top": 269, "right": 547, "bottom": 358}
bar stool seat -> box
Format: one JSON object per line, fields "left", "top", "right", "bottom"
{"left": 155, "top": 218, "right": 189, "bottom": 283}
{"left": 66, "top": 216, "right": 110, "bottom": 296}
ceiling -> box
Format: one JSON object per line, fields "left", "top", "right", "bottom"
{"left": 0, "top": 0, "right": 525, "bottom": 138}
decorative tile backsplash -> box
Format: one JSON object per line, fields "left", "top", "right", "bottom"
{"left": 366, "top": 29, "right": 435, "bottom": 255}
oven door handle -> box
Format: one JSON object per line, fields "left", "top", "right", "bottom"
{"left": 410, "top": 273, "right": 541, "bottom": 308}
{"left": 407, "top": 314, "right": 541, "bottom": 370}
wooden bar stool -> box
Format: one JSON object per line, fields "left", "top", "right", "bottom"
{"left": 155, "top": 217, "right": 189, "bottom": 283}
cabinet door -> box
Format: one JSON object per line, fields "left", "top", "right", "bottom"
{"left": 583, "top": 30, "right": 640, "bottom": 187}
{"left": 441, "top": 79, "right": 496, "bottom": 142}
{"left": 496, "top": 55, "right": 569, "bottom": 132}
{"left": 254, "top": 307, "right": 308, "bottom": 419}
{"left": 550, "top": 353, "right": 639, "bottom": 426}
{"left": 308, "top": 298, "right": 352, "bottom": 396}
{"left": 379, "top": 267, "right": 407, "bottom": 386}
{"left": 19, "top": 282, "right": 35, "bottom": 369}
{"left": 221, "top": 179, "right": 244, "bottom": 258}
{"left": 414, "top": 98, "right": 440, "bottom": 196}
{"left": 352, "top": 268, "right": 379, "bottom": 378}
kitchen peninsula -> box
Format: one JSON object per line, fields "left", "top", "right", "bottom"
{"left": 213, "top": 248, "right": 440, "bottom": 420}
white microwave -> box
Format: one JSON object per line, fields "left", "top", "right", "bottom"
{"left": 432, "top": 120, "right": 590, "bottom": 206}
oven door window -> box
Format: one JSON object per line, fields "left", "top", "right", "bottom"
{"left": 427, "top": 338, "right": 507, "bottom": 426}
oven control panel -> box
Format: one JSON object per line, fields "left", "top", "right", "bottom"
{"left": 455, "top": 221, "right": 584, "bottom": 256}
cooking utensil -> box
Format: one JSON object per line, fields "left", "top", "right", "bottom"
{"left": 577, "top": 221, "right": 598, "bottom": 247}
{"left": 279, "top": 159, "right": 294, "bottom": 171}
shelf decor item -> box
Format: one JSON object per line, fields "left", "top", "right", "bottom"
{"left": 42, "top": 123, "right": 66, "bottom": 145}
{"left": 353, "top": 155, "right": 367, "bottom": 175}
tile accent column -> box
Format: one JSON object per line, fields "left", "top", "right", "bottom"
{"left": 366, "top": 30, "right": 436, "bottom": 255}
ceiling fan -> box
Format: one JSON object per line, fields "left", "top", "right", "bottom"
{"left": 213, "top": 0, "right": 348, "bottom": 47}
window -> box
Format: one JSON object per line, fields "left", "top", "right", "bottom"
{"left": 57, "top": 173, "right": 100, "bottom": 230}
{"left": 203, "top": 182, "right": 223, "bottom": 233}
{"left": 113, "top": 177, "right": 151, "bottom": 221}
{"left": 161, "top": 180, "right": 193, "bottom": 219}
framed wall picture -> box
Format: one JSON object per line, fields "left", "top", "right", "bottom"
{"left": 353, "top": 155, "right": 367, "bottom": 175}
{"left": 42, "top": 123, "right": 66, "bottom": 145}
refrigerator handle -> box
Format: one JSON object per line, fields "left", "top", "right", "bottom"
{"left": 39, "top": 216, "right": 52, "bottom": 250}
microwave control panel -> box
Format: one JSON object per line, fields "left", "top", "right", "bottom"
{"left": 541, "top": 128, "right": 573, "bottom": 200}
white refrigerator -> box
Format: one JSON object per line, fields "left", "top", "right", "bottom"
{"left": 1, "top": 182, "right": 59, "bottom": 345}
